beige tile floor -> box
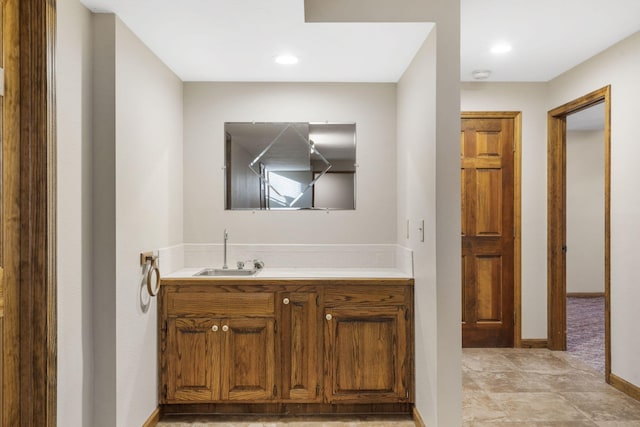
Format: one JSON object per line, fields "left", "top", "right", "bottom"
{"left": 463, "top": 348, "right": 640, "bottom": 426}
{"left": 158, "top": 349, "right": 640, "bottom": 426}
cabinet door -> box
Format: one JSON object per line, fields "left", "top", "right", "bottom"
{"left": 166, "top": 318, "right": 220, "bottom": 402}
{"left": 324, "top": 306, "right": 409, "bottom": 403}
{"left": 279, "top": 292, "right": 321, "bottom": 401}
{"left": 221, "top": 317, "right": 276, "bottom": 401}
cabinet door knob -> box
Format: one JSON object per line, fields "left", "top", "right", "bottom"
{"left": 211, "top": 325, "right": 219, "bottom": 332}
{"left": 325, "top": 314, "right": 332, "bottom": 321}
{"left": 222, "top": 325, "right": 229, "bottom": 332}
{"left": 283, "top": 298, "right": 290, "bottom": 305}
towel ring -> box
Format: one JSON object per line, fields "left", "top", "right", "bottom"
{"left": 141, "top": 251, "right": 161, "bottom": 297}
{"left": 147, "top": 260, "right": 161, "bottom": 297}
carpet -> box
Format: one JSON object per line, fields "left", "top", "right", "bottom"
{"left": 567, "top": 296, "right": 605, "bottom": 373}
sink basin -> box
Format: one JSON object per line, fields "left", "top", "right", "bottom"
{"left": 194, "top": 268, "right": 258, "bottom": 277}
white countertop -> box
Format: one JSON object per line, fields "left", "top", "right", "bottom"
{"left": 163, "top": 267, "right": 413, "bottom": 280}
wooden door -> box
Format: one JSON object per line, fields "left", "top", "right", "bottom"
{"left": 461, "top": 116, "right": 515, "bottom": 347}
{"left": 221, "top": 317, "right": 275, "bottom": 401}
{"left": 324, "top": 306, "right": 408, "bottom": 403}
{"left": 278, "top": 291, "right": 321, "bottom": 402}
{"left": 166, "top": 318, "right": 220, "bottom": 402}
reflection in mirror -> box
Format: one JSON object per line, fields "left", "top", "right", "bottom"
{"left": 225, "top": 122, "right": 356, "bottom": 210}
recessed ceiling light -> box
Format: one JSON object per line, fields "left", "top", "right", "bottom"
{"left": 274, "top": 54, "right": 299, "bottom": 65}
{"left": 490, "top": 43, "right": 512, "bottom": 54}
{"left": 471, "top": 69, "right": 491, "bottom": 80}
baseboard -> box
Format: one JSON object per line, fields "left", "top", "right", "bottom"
{"left": 610, "top": 373, "right": 640, "bottom": 402}
{"left": 519, "top": 339, "right": 548, "bottom": 348}
{"left": 142, "top": 407, "right": 161, "bottom": 427}
{"left": 412, "top": 406, "right": 426, "bottom": 427}
{"left": 567, "top": 292, "right": 605, "bottom": 298}
{"left": 161, "top": 402, "right": 412, "bottom": 415}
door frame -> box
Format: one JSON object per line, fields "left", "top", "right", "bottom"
{"left": 547, "top": 86, "right": 611, "bottom": 381}
{"left": 3, "top": 0, "right": 57, "bottom": 425}
{"left": 461, "top": 111, "right": 522, "bottom": 347}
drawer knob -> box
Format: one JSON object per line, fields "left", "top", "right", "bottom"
{"left": 283, "top": 298, "right": 290, "bottom": 305}
{"left": 222, "top": 325, "right": 229, "bottom": 332}
{"left": 211, "top": 325, "right": 219, "bottom": 332}
{"left": 325, "top": 314, "right": 332, "bottom": 321}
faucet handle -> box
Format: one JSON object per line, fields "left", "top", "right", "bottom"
{"left": 253, "top": 259, "right": 265, "bottom": 270}
{"left": 236, "top": 261, "right": 245, "bottom": 270}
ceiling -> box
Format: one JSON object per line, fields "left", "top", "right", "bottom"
{"left": 79, "top": 0, "right": 640, "bottom": 83}
{"left": 79, "top": 0, "right": 433, "bottom": 82}
{"left": 461, "top": 0, "right": 640, "bottom": 82}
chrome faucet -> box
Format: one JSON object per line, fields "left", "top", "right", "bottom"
{"left": 222, "top": 229, "right": 229, "bottom": 269}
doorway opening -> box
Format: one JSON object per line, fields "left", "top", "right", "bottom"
{"left": 547, "top": 86, "right": 611, "bottom": 382}
{"left": 565, "top": 102, "right": 606, "bottom": 374}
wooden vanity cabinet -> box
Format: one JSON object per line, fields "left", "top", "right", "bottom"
{"left": 161, "top": 286, "right": 277, "bottom": 403}
{"left": 159, "top": 279, "right": 413, "bottom": 411}
{"left": 323, "top": 284, "right": 413, "bottom": 403}
{"left": 166, "top": 315, "right": 275, "bottom": 402}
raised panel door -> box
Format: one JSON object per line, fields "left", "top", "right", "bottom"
{"left": 324, "top": 306, "right": 409, "bottom": 403}
{"left": 166, "top": 318, "right": 220, "bottom": 402}
{"left": 278, "top": 291, "right": 320, "bottom": 401}
{"left": 461, "top": 117, "right": 515, "bottom": 347}
{"left": 221, "top": 317, "right": 276, "bottom": 401}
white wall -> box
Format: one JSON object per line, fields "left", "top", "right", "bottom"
{"left": 305, "top": 2, "right": 463, "bottom": 425}
{"left": 92, "top": 13, "right": 117, "bottom": 427}
{"left": 57, "top": 1, "right": 94, "bottom": 425}
{"left": 114, "top": 18, "right": 184, "bottom": 427}
{"left": 91, "top": 14, "right": 184, "bottom": 427}
{"left": 460, "top": 82, "right": 549, "bottom": 339}
{"left": 183, "top": 82, "right": 397, "bottom": 244}
{"left": 548, "top": 31, "right": 640, "bottom": 388}
{"left": 396, "top": 31, "right": 440, "bottom": 426}
{"left": 566, "top": 130, "right": 605, "bottom": 294}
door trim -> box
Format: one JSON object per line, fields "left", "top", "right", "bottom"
{"left": 461, "top": 111, "right": 522, "bottom": 347}
{"left": 547, "top": 86, "right": 611, "bottom": 383}
{"left": 18, "top": 0, "right": 58, "bottom": 424}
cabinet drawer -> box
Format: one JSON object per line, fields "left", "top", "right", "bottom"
{"left": 167, "top": 291, "right": 274, "bottom": 316}
{"left": 324, "top": 286, "right": 409, "bottom": 307}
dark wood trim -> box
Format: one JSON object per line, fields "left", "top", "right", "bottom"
{"left": 19, "top": 0, "right": 57, "bottom": 425}
{"left": 547, "top": 104, "right": 566, "bottom": 351}
{"left": 160, "top": 402, "right": 413, "bottom": 415}
{"left": 142, "top": 407, "right": 161, "bottom": 427}
{"left": 547, "top": 86, "right": 611, "bottom": 384}
{"left": 603, "top": 88, "right": 612, "bottom": 384}
{"left": 3, "top": 0, "right": 22, "bottom": 424}
{"left": 412, "top": 406, "right": 426, "bottom": 427}
{"left": 610, "top": 374, "right": 640, "bottom": 402}
{"left": 461, "top": 111, "right": 522, "bottom": 348}
{"left": 567, "top": 292, "right": 605, "bottom": 298}
{"left": 519, "top": 339, "right": 549, "bottom": 349}
{"left": 513, "top": 113, "right": 523, "bottom": 348}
